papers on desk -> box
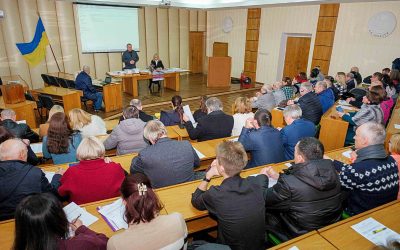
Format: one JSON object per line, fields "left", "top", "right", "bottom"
{"left": 193, "top": 147, "right": 206, "bottom": 159}
{"left": 342, "top": 150, "right": 352, "bottom": 159}
{"left": 44, "top": 171, "right": 55, "bottom": 182}
{"left": 97, "top": 198, "right": 128, "bottom": 231}
{"left": 285, "top": 162, "right": 293, "bottom": 168}
{"left": 16, "top": 120, "right": 26, "bottom": 124}
{"left": 183, "top": 105, "right": 197, "bottom": 127}
{"left": 288, "top": 247, "right": 299, "bottom": 250}
{"left": 30, "top": 143, "right": 42, "bottom": 154}
{"left": 394, "top": 124, "right": 400, "bottom": 129}
{"left": 249, "top": 174, "right": 278, "bottom": 188}
{"left": 336, "top": 105, "right": 354, "bottom": 111}
{"left": 338, "top": 100, "right": 352, "bottom": 106}
{"left": 63, "top": 202, "right": 98, "bottom": 227}
{"left": 229, "top": 137, "right": 239, "bottom": 142}
{"left": 351, "top": 217, "right": 400, "bottom": 246}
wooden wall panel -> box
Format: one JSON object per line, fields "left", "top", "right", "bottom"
{"left": 315, "top": 31, "right": 335, "bottom": 46}
{"left": 247, "top": 18, "right": 260, "bottom": 30}
{"left": 317, "top": 17, "right": 337, "bottom": 32}
{"left": 243, "top": 8, "right": 261, "bottom": 82}
{"left": 189, "top": 10, "right": 198, "bottom": 31}
{"left": 0, "top": 25, "right": 11, "bottom": 76}
{"left": 0, "top": 0, "right": 32, "bottom": 86}
{"left": 313, "top": 46, "right": 332, "bottom": 60}
{"left": 319, "top": 4, "right": 340, "bottom": 16}
{"left": 38, "top": 0, "right": 65, "bottom": 73}
{"left": 311, "top": 59, "right": 330, "bottom": 74}
{"left": 245, "top": 51, "right": 258, "bottom": 63}
{"left": 246, "top": 41, "right": 259, "bottom": 52}
{"left": 145, "top": 8, "right": 158, "bottom": 66}
{"left": 246, "top": 30, "right": 259, "bottom": 41}
{"left": 168, "top": 8, "right": 180, "bottom": 68}
{"left": 197, "top": 10, "right": 206, "bottom": 32}
{"left": 179, "top": 9, "right": 189, "bottom": 69}
{"left": 248, "top": 8, "right": 261, "bottom": 18}
{"left": 137, "top": 8, "right": 146, "bottom": 69}
{"left": 157, "top": 8, "right": 169, "bottom": 68}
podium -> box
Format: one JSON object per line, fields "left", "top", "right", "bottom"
{"left": 207, "top": 57, "right": 231, "bottom": 87}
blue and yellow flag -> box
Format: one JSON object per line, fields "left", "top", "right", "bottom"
{"left": 16, "top": 17, "right": 49, "bottom": 67}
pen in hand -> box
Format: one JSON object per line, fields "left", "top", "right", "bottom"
{"left": 71, "top": 214, "right": 82, "bottom": 224}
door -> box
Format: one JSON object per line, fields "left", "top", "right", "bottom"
{"left": 283, "top": 37, "right": 311, "bottom": 79}
{"left": 189, "top": 32, "right": 204, "bottom": 73}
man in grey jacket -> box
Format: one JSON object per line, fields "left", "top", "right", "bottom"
{"left": 122, "top": 43, "right": 139, "bottom": 69}
{"left": 130, "top": 120, "right": 200, "bottom": 188}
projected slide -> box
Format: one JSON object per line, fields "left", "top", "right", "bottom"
{"left": 77, "top": 4, "right": 140, "bottom": 53}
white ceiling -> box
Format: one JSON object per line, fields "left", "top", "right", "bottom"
{"left": 63, "top": 0, "right": 392, "bottom": 10}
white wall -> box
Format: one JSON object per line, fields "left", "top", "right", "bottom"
{"left": 206, "top": 9, "right": 247, "bottom": 78}
{"left": 330, "top": 1, "right": 400, "bottom": 77}
{"left": 257, "top": 5, "right": 320, "bottom": 84}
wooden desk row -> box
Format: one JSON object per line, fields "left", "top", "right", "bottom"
{"left": 385, "top": 98, "right": 400, "bottom": 149}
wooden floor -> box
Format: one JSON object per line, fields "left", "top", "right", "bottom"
{"left": 97, "top": 73, "right": 261, "bottom": 120}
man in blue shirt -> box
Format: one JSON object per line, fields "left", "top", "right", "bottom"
{"left": 280, "top": 104, "right": 316, "bottom": 160}
{"left": 75, "top": 65, "right": 103, "bottom": 112}
{"left": 122, "top": 43, "right": 139, "bottom": 69}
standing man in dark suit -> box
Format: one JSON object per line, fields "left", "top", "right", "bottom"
{"left": 75, "top": 65, "right": 103, "bottom": 112}
{"left": 130, "top": 120, "right": 200, "bottom": 188}
{"left": 122, "top": 43, "right": 139, "bottom": 69}
{"left": 183, "top": 97, "right": 234, "bottom": 142}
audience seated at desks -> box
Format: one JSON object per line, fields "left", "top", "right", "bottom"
{"left": 250, "top": 83, "right": 276, "bottom": 111}
{"left": 287, "top": 82, "right": 323, "bottom": 125}
{"left": 0, "top": 139, "right": 62, "bottom": 221}
{"left": 388, "top": 134, "right": 400, "bottom": 200}
{"left": 193, "top": 95, "right": 208, "bottom": 122}
{"left": 315, "top": 81, "right": 335, "bottom": 113}
{"left": 75, "top": 65, "right": 104, "bottom": 112}
{"left": 280, "top": 105, "right": 316, "bottom": 160}
{"left": 38, "top": 105, "right": 64, "bottom": 138}
{"left": 107, "top": 174, "right": 187, "bottom": 250}
{"left": 332, "top": 122, "right": 399, "bottom": 216}
{"left": 119, "top": 99, "right": 153, "bottom": 123}
{"left": 58, "top": 137, "right": 125, "bottom": 205}
{"left": 263, "top": 137, "right": 342, "bottom": 241}
{"left": 130, "top": 120, "right": 200, "bottom": 188}
{"left": 183, "top": 97, "right": 234, "bottom": 142}
{"left": 42, "top": 112, "right": 82, "bottom": 164}
{"left": 337, "top": 85, "right": 384, "bottom": 145}
{"left": 272, "top": 81, "right": 287, "bottom": 105}
{"left": 191, "top": 141, "right": 267, "bottom": 250}
{"left": 14, "top": 193, "right": 108, "bottom": 250}
{"left": 104, "top": 105, "right": 147, "bottom": 155}
{"left": 69, "top": 108, "right": 107, "bottom": 137}
{"left": 231, "top": 97, "right": 254, "bottom": 137}
{"left": 238, "top": 109, "right": 285, "bottom": 168}
{"left": 0, "top": 126, "right": 39, "bottom": 166}
{"left": 160, "top": 95, "right": 184, "bottom": 126}
{"left": 0, "top": 109, "right": 39, "bottom": 143}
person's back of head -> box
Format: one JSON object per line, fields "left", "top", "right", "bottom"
{"left": 47, "top": 105, "right": 64, "bottom": 123}
{"left": 295, "top": 137, "right": 324, "bottom": 164}
{"left": 129, "top": 99, "right": 142, "bottom": 110}
{"left": 14, "top": 193, "right": 69, "bottom": 250}
{"left": 0, "top": 138, "right": 28, "bottom": 162}
{"left": 47, "top": 112, "right": 73, "bottom": 154}
{"left": 216, "top": 141, "right": 247, "bottom": 177}
{"left": 205, "top": 97, "right": 223, "bottom": 113}
{"left": 68, "top": 108, "right": 92, "bottom": 130}
{"left": 382, "top": 68, "right": 391, "bottom": 75}
{"left": 254, "top": 109, "right": 272, "bottom": 127}
{"left": 123, "top": 105, "right": 140, "bottom": 120}
{"left": 310, "top": 68, "right": 319, "bottom": 78}
{"left": 300, "top": 82, "right": 313, "bottom": 95}
{"left": 261, "top": 83, "right": 273, "bottom": 94}
{"left": 120, "top": 173, "right": 163, "bottom": 224}
{"left": 366, "top": 85, "right": 385, "bottom": 105}
{"left": 1, "top": 109, "right": 16, "bottom": 121}
{"left": 171, "top": 95, "right": 183, "bottom": 123}
{"left": 282, "top": 76, "right": 292, "bottom": 86}
{"left": 389, "top": 134, "right": 400, "bottom": 155}
{"left": 199, "top": 95, "right": 208, "bottom": 113}
{"left": 234, "top": 97, "right": 252, "bottom": 114}
{"left": 82, "top": 65, "right": 90, "bottom": 74}
{"left": 373, "top": 72, "right": 383, "bottom": 81}
{"left": 283, "top": 104, "right": 302, "bottom": 123}
{"left": 346, "top": 72, "right": 355, "bottom": 80}
{"left": 315, "top": 81, "right": 327, "bottom": 94}
{"left": 356, "top": 122, "right": 386, "bottom": 149}
{"left": 324, "top": 76, "right": 334, "bottom": 87}
{"left": 76, "top": 136, "right": 105, "bottom": 161}
{"left": 144, "top": 120, "right": 167, "bottom": 144}
{"left": 0, "top": 126, "right": 14, "bottom": 144}
{"left": 351, "top": 66, "right": 360, "bottom": 73}
{"left": 390, "top": 69, "right": 400, "bottom": 82}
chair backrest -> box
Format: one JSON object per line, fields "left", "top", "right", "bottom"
{"left": 38, "top": 94, "right": 55, "bottom": 110}
{"left": 57, "top": 78, "right": 69, "bottom": 88}
{"left": 24, "top": 92, "right": 35, "bottom": 102}
{"left": 41, "top": 74, "right": 50, "bottom": 84}
{"left": 66, "top": 80, "right": 76, "bottom": 89}
{"left": 47, "top": 75, "right": 59, "bottom": 87}
{"left": 349, "top": 88, "right": 367, "bottom": 99}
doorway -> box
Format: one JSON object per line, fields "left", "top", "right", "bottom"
{"left": 278, "top": 34, "right": 311, "bottom": 80}
{"left": 189, "top": 32, "right": 205, "bottom": 73}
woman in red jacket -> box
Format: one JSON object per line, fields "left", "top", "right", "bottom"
{"left": 58, "top": 136, "right": 125, "bottom": 204}
{"left": 13, "top": 193, "right": 107, "bottom": 250}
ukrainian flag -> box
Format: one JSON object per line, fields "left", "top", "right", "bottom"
{"left": 16, "top": 17, "right": 49, "bottom": 67}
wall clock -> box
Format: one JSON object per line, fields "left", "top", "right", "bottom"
{"left": 222, "top": 16, "right": 233, "bottom": 33}
{"left": 368, "top": 11, "right": 397, "bottom": 38}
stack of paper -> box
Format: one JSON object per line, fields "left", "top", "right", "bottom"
{"left": 183, "top": 105, "right": 196, "bottom": 125}
{"left": 249, "top": 174, "right": 278, "bottom": 188}
{"left": 351, "top": 217, "right": 400, "bottom": 246}
{"left": 30, "top": 143, "right": 43, "bottom": 154}
{"left": 97, "top": 198, "right": 128, "bottom": 231}
{"left": 63, "top": 202, "right": 98, "bottom": 227}
{"left": 342, "top": 150, "right": 352, "bottom": 159}
{"left": 193, "top": 147, "right": 206, "bottom": 159}
{"left": 338, "top": 100, "right": 351, "bottom": 106}
{"left": 44, "top": 171, "right": 55, "bottom": 182}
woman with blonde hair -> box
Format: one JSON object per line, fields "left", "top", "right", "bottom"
{"left": 388, "top": 134, "right": 400, "bottom": 200}
{"left": 39, "top": 105, "right": 64, "bottom": 138}
{"left": 231, "top": 97, "right": 254, "bottom": 136}
{"left": 58, "top": 136, "right": 125, "bottom": 204}
{"left": 69, "top": 108, "right": 106, "bottom": 137}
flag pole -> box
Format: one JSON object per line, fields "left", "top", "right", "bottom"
{"left": 37, "top": 11, "right": 61, "bottom": 72}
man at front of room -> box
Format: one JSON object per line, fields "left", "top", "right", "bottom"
{"left": 122, "top": 43, "right": 139, "bottom": 69}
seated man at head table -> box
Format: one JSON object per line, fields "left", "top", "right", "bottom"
{"left": 122, "top": 43, "right": 139, "bottom": 69}
{"left": 262, "top": 137, "right": 342, "bottom": 242}
{"left": 191, "top": 141, "right": 267, "bottom": 250}
{"left": 119, "top": 99, "right": 153, "bottom": 123}
{"left": 0, "top": 109, "right": 39, "bottom": 143}
{"left": 130, "top": 120, "right": 200, "bottom": 189}
{"left": 280, "top": 104, "right": 316, "bottom": 161}
{"left": 75, "top": 65, "right": 104, "bottom": 112}
{"left": 287, "top": 81, "right": 323, "bottom": 125}
{"left": 331, "top": 122, "right": 399, "bottom": 216}
{"left": 238, "top": 109, "right": 285, "bottom": 169}
{"left": 0, "top": 139, "right": 64, "bottom": 221}
{"left": 183, "top": 97, "right": 234, "bottom": 142}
